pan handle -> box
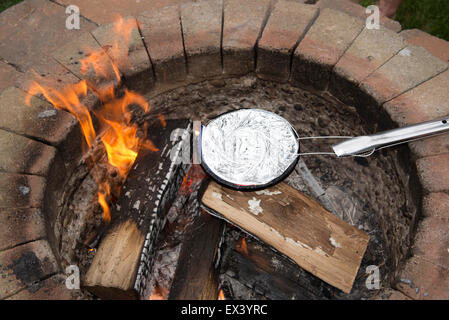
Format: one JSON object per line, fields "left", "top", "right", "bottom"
{"left": 332, "top": 117, "right": 449, "bottom": 157}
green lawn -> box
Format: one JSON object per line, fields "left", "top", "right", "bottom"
{"left": 360, "top": 0, "right": 449, "bottom": 41}
{"left": 0, "top": 0, "right": 24, "bottom": 13}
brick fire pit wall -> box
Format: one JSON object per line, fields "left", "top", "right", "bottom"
{"left": 0, "top": 0, "right": 448, "bottom": 300}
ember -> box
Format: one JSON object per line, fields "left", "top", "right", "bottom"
{"left": 179, "top": 164, "right": 207, "bottom": 195}
{"left": 235, "top": 238, "right": 248, "bottom": 256}
{"left": 149, "top": 286, "right": 169, "bottom": 300}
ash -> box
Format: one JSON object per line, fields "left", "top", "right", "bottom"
{"left": 145, "top": 167, "right": 205, "bottom": 299}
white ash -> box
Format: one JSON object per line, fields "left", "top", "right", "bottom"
{"left": 133, "top": 200, "right": 140, "bottom": 210}
{"left": 329, "top": 236, "right": 342, "bottom": 248}
{"left": 147, "top": 244, "right": 182, "bottom": 299}
{"left": 271, "top": 256, "right": 282, "bottom": 271}
{"left": 255, "top": 189, "right": 282, "bottom": 196}
{"left": 37, "top": 109, "right": 57, "bottom": 118}
{"left": 18, "top": 185, "right": 30, "bottom": 195}
{"left": 248, "top": 197, "right": 263, "bottom": 216}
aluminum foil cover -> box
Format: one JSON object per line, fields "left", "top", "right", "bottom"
{"left": 201, "top": 109, "right": 299, "bottom": 187}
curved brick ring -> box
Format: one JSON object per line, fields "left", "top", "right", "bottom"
{"left": 0, "top": 0, "right": 448, "bottom": 300}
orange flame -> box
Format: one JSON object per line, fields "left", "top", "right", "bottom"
{"left": 179, "top": 165, "right": 206, "bottom": 195}
{"left": 218, "top": 289, "right": 225, "bottom": 300}
{"left": 235, "top": 237, "right": 248, "bottom": 256}
{"left": 25, "top": 16, "right": 157, "bottom": 223}
{"left": 149, "top": 286, "right": 168, "bottom": 300}
{"left": 98, "top": 185, "right": 111, "bottom": 223}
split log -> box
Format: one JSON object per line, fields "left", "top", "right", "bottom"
{"left": 84, "top": 119, "right": 192, "bottom": 299}
{"left": 168, "top": 209, "right": 224, "bottom": 300}
{"left": 201, "top": 181, "right": 370, "bottom": 294}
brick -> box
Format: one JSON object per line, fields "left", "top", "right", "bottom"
{"left": 412, "top": 217, "right": 449, "bottom": 270}
{"left": 53, "top": 32, "right": 120, "bottom": 86}
{"left": 16, "top": 56, "right": 99, "bottom": 114}
{"left": 91, "top": 17, "right": 154, "bottom": 92}
{"left": 422, "top": 192, "right": 449, "bottom": 219}
{"left": 256, "top": 0, "right": 318, "bottom": 82}
{"left": 291, "top": 8, "right": 364, "bottom": 90}
{"left": 222, "top": 0, "right": 271, "bottom": 76}
{"left": 0, "top": 129, "right": 57, "bottom": 176}
{"left": 53, "top": 0, "right": 188, "bottom": 25}
{"left": 0, "top": 173, "right": 46, "bottom": 209}
{"left": 181, "top": 0, "right": 223, "bottom": 79}
{"left": 360, "top": 45, "right": 448, "bottom": 104}
{"left": 317, "top": 0, "right": 401, "bottom": 32}
{"left": 401, "top": 29, "right": 449, "bottom": 66}
{"left": 0, "top": 0, "right": 97, "bottom": 73}
{"left": 0, "top": 87, "right": 78, "bottom": 147}
{"left": 18, "top": 56, "right": 81, "bottom": 95}
{"left": 384, "top": 70, "right": 449, "bottom": 158}
{"left": 0, "top": 61, "right": 21, "bottom": 94}
{"left": 6, "top": 274, "right": 80, "bottom": 300}
{"left": 0, "top": 208, "right": 46, "bottom": 252}
{"left": 330, "top": 26, "right": 406, "bottom": 106}
{"left": 0, "top": 240, "right": 59, "bottom": 299}
{"left": 394, "top": 256, "right": 449, "bottom": 300}
{"left": 138, "top": 6, "right": 187, "bottom": 84}
{"left": 416, "top": 154, "right": 449, "bottom": 193}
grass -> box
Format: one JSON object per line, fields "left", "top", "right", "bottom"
{"left": 360, "top": 0, "right": 449, "bottom": 41}
{"left": 0, "top": 0, "right": 24, "bottom": 13}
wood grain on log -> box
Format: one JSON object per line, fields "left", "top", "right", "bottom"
{"left": 169, "top": 209, "right": 224, "bottom": 300}
{"left": 201, "top": 181, "right": 369, "bottom": 293}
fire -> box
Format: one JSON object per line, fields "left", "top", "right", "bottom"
{"left": 25, "top": 16, "right": 158, "bottom": 224}
{"left": 98, "top": 184, "right": 111, "bottom": 223}
{"left": 235, "top": 237, "right": 248, "bottom": 256}
{"left": 218, "top": 289, "right": 225, "bottom": 300}
{"left": 149, "top": 286, "right": 169, "bottom": 300}
{"left": 179, "top": 164, "right": 206, "bottom": 195}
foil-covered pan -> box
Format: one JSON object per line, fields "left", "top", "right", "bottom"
{"left": 200, "top": 109, "right": 299, "bottom": 189}
{"left": 199, "top": 109, "right": 449, "bottom": 190}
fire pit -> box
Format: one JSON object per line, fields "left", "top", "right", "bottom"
{"left": 1, "top": 0, "right": 448, "bottom": 300}
{"left": 25, "top": 75, "right": 422, "bottom": 300}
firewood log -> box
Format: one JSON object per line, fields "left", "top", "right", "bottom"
{"left": 84, "top": 119, "right": 191, "bottom": 299}
{"left": 201, "top": 181, "right": 369, "bottom": 294}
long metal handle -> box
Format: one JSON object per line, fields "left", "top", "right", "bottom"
{"left": 332, "top": 117, "right": 449, "bottom": 157}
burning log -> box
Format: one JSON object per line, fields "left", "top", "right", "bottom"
{"left": 84, "top": 119, "right": 192, "bottom": 299}
{"left": 168, "top": 208, "right": 225, "bottom": 300}
{"left": 201, "top": 181, "right": 370, "bottom": 294}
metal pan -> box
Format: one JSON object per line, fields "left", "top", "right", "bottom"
{"left": 199, "top": 109, "right": 449, "bottom": 190}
